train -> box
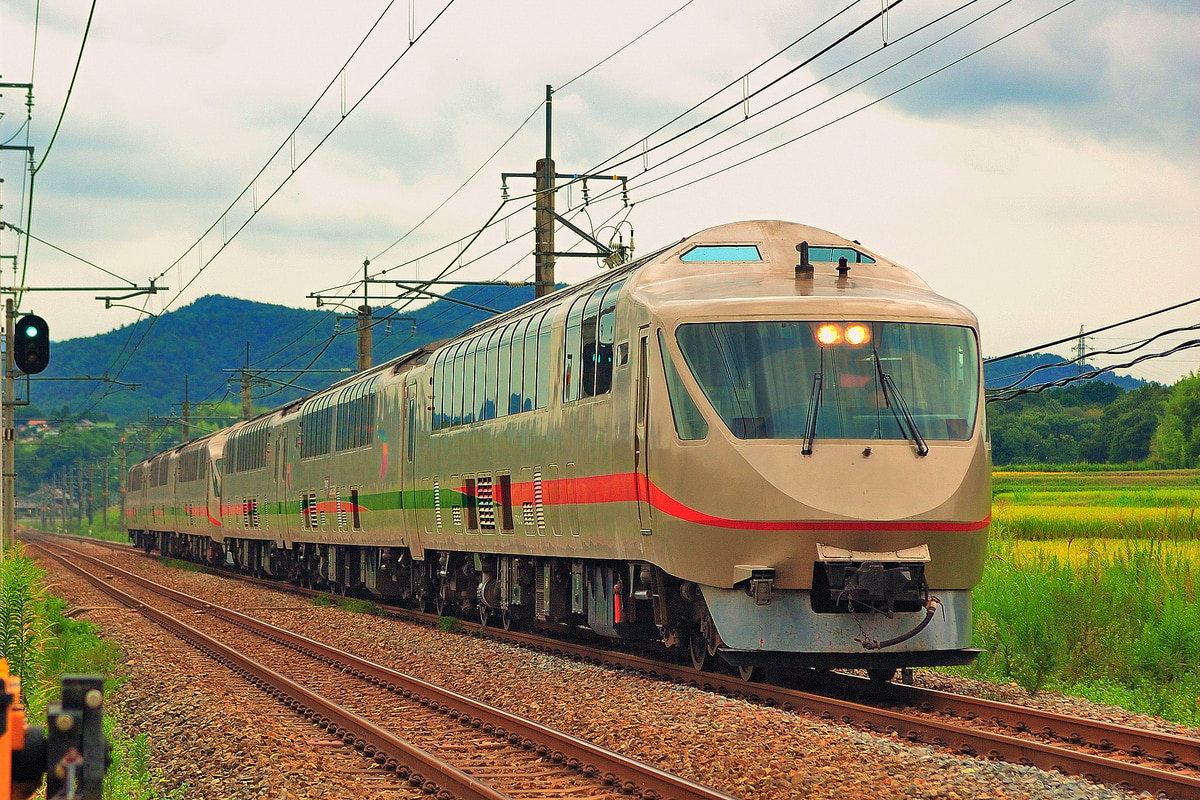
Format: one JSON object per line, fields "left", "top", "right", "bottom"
{"left": 125, "top": 219, "right": 990, "bottom": 679}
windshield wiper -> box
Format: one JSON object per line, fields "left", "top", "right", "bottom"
{"left": 873, "top": 348, "right": 929, "bottom": 456}
{"left": 802, "top": 348, "right": 824, "bottom": 455}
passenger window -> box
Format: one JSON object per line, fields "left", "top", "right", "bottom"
{"left": 474, "top": 334, "right": 489, "bottom": 422}
{"left": 510, "top": 317, "right": 530, "bottom": 414}
{"left": 595, "top": 280, "right": 624, "bottom": 396}
{"left": 563, "top": 296, "right": 587, "bottom": 402}
{"left": 537, "top": 309, "right": 554, "bottom": 408}
{"left": 580, "top": 289, "right": 604, "bottom": 397}
{"left": 523, "top": 314, "right": 539, "bottom": 411}
{"left": 462, "top": 340, "right": 476, "bottom": 425}
{"left": 497, "top": 323, "right": 514, "bottom": 419}
{"left": 451, "top": 342, "right": 466, "bottom": 426}
{"left": 483, "top": 329, "right": 500, "bottom": 421}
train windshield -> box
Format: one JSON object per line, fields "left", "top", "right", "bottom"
{"left": 674, "top": 322, "right": 979, "bottom": 442}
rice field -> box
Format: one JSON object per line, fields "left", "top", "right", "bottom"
{"left": 964, "top": 470, "right": 1200, "bottom": 723}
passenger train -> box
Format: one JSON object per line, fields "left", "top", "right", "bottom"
{"left": 125, "top": 220, "right": 990, "bottom": 677}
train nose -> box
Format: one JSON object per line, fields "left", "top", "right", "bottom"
{"left": 738, "top": 440, "right": 982, "bottom": 520}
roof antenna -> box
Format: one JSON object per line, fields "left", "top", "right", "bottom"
{"left": 796, "top": 241, "right": 814, "bottom": 277}
{"left": 837, "top": 256, "right": 851, "bottom": 277}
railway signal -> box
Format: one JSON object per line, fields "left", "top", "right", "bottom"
{"left": 13, "top": 314, "right": 49, "bottom": 375}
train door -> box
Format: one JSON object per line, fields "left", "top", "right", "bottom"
{"left": 635, "top": 326, "right": 652, "bottom": 535}
{"left": 403, "top": 378, "right": 419, "bottom": 550}
{"left": 274, "top": 429, "right": 290, "bottom": 545}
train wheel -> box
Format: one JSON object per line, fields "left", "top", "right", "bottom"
{"left": 479, "top": 605, "right": 491, "bottom": 627}
{"left": 500, "top": 611, "right": 515, "bottom": 631}
{"left": 435, "top": 592, "right": 448, "bottom": 617}
{"left": 738, "top": 665, "right": 761, "bottom": 682}
{"left": 688, "top": 630, "right": 713, "bottom": 671}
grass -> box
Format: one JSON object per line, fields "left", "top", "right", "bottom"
{"left": 955, "top": 470, "right": 1200, "bottom": 725}
{"left": 1, "top": 544, "right": 184, "bottom": 798}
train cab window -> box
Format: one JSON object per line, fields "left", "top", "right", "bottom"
{"left": 659, "top": 330, "right": 708, "bottom": 440}
{"left": 680, "top": 244, "right": 761, "bottom": 262}
{"left": 675, "top": 321, "right": 978, "bottom": 442}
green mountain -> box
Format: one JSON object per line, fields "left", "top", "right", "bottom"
{"left": 29, "top": 285, "right": 538, "bottom": 424}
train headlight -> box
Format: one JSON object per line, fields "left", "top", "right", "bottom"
{"left": 844, "top": 324, "right": 870, "bottom": 345}
{"left": 816, "top": 324, "right": 842, "bottom": 345}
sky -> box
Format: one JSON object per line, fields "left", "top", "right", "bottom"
{"left": 0, "top": 0, "right": 1198, "bottom": 385}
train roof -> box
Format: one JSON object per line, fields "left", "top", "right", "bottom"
{"left": 629, "top": 220, "right": 976, "bottom": 327}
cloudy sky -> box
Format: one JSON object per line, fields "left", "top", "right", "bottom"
{"left": 1, "top": 0, "right": 1197, "bottom": 384}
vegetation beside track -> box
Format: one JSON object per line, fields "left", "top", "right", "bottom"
{"left": 960, "top": 470, "right": 1200, "bottom": 725}
{"left": 1, "top": 544, "right": 184, "bottom": 798}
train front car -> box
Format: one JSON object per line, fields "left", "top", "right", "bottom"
{"left": 635, "top": 220, "right": 989, "bottom": 674}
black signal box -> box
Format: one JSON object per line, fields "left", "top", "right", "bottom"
{"left": 14, "top": 314, "right": 50, "bottom": 374}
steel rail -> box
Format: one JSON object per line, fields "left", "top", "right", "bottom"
{"left": 32, "top": 542, "right": 514, "bottom": 800}
{"left": 36, "top": 539, "right": 739, "bottom": 800}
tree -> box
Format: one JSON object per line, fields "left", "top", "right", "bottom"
{"left": 1151, "top": 374, "right": 1200, "bottom": 468}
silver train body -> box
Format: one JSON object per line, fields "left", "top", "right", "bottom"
{"left": 126, "top": 220, "right": 990, "bottom": 672}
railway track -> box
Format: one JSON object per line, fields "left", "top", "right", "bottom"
{"left": 30, "top": 537, "right": 737, "bottom": 800}
{"left": 38, "top": 533, "right": 1200, "bottom": 798}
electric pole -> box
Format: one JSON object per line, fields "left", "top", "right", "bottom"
{"left": 357, "top": 259, "right": 372, "bottom": 370}
{"left": 181, "top": 376, "right": 191, "bottom": 442}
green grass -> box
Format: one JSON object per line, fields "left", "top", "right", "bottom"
{"left": 954, "top": 470, "right": 1200, "bottom": 724}
{"left": 2, "top": 545, "right": 184, "bottom": 798}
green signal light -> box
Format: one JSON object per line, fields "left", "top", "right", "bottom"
{"left": 25, "top": 326, "right": 39, "bottom": 338}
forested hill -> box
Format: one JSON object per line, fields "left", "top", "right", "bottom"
{"left": 983, "top": 352, "right": 1142, "bottom": 392}
{"left": 31, "top": 286, "right": 537, "bottom": 423}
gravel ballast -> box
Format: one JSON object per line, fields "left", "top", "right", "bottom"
{"left": 36, "top": 543, "right": 1169, "bottom": 800}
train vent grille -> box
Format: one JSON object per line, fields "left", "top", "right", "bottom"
{"left": 477, "top": 476, "right": 496, "bottom": 532}
{"left": 522, "top": 502, "right": 534, "bottom": 528}
{"left": 186, "top": 504, "right": 195, "bottom": 526}
{"left": 262, "top": 501, "right": 270, "bottom": 530}
{"left": 336, "top": 489, "right": 348, "bottom": 530}
{"left": 433, "top": 480, "right": 443, "bottom": 531}
{"left": 534, "top": 470, "right": 545, "bottom": 531}
{"left": 452, "top": 506, "right": 463, "bottom": 527}
{"left": 244, "top": 498, "right": 260, "bottom": 529}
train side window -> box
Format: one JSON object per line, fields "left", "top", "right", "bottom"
{"left": 563, "top": 295, "right": 587, "bottom": 402}
{"left": 462, "top": 338, "right": 477, "bottom": 424}
{"left": 451, "top": 342, "right": 467, "bottom": 427}
{"left": 484, "top": 328, "right": 501, "bottom": 420}
{"left": 465, "top": 477, "right": 479, "bottom": 531}
{"left": 431, "top": 350, "right": 445, "bottom": 430}
{"left": 659, "top": 329, "right": 709, "bottom": 440}
{"left": 522, "top": 314, "right": 539, "bottom": 412}
{"left": 509, "top": 317, "right": 531, "bottom": 414}
{"left": 497, "top": 323, "right": 514, "bottom": 419}
{"left": 351, "top": 488, "right": 362, "bottom": 531}
{"left": 407, "top": 397, "right": 416, "bottom": 461}
{"left": 595, "top": 280, "right": 624, "bottom": 396}
{"left": 580, "top": 288, "right": 604, "bottom": 397}
{"left": 474, "top": 333, "right": 489, "bottom": 422}
{"left": 536, "top": 308, "right": 554, "bottom": 408}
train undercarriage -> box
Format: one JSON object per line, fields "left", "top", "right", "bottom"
{"left": 128, "top": 529, "right": 976, "bottom": 680}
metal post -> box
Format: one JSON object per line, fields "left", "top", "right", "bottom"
{"left": 102, "top": 458, "right": 109, "bottom": 529}
{"left": 181, "top": 376, "right": 190, "bottom": 443}
{"left": 86, "top": 464, "right": 94, "bottom": 527}
{"left": 358, "top": 258, "right": 372, "bottom": 371}
{"left": 4, "top": 298, "right": 14, "bottom": 549}
{"left": 241, "top": 369, "right": 252, "bottom": 420}
{"left": 534, "top": 85, "right": 555, "bottom": 298}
